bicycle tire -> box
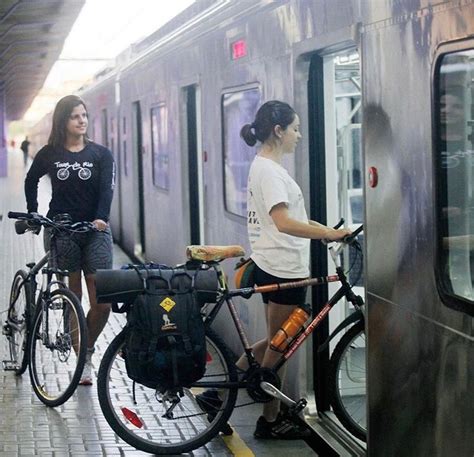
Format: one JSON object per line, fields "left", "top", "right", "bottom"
{"left": 6, "top": 270, "right": 31, "bottom": 375}
{"left": 29, "top": 287, "right": 87, "bottom": 407}
{"left": 329, "top": 321, "right": 367, "bottom": 441}
{"left": 97, "top": 327, "right": 238, "bottom": 455}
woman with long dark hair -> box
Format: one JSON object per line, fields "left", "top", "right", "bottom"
{"left": 25, "top": 94, "right": 115, "bottom": 385}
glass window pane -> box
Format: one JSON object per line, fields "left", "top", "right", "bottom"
{"left": 222, "top": 88, "right": 261, "bottom": 216}
{"left": 151, "top": 104, "right": 169, "bottom": 190}
{"left": 436, "top": 49, "right": 474, "bottom": 306}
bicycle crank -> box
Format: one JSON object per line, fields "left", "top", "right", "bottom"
{"left": 259, "top": 382, "right": 308, "bottom": 415}
{"left": 246, "top": 367, "right": 281, "bottom": 402}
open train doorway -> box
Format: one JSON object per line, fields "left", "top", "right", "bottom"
{"left": 183, "top": 85, "right": 205, "bottom": 245}
{"left": 132, "top": 101, "right": 146, "bottom": 260}
{"left": 308, "top": 48, "right": 365, "bottom": 434}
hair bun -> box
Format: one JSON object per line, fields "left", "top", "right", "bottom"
{"left": 240, "top": 123, "right": 257, "bottom": 147}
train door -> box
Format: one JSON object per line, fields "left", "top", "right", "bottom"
{"left": 132, "top": 101, "right": 146, "bottom": 260}
{"left": 308, "top": 48, "right": 365, "bottom": 431}
{"left": 183, "top": 85, "right": 205, "bottom": 244}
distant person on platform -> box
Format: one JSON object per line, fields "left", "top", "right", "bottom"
{"left": 20, "top": 137, "right": 30, "bottom": 166}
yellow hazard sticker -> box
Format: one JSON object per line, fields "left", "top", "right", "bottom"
{"left": 160, "top": 297, "right": 176, "bottom": 312}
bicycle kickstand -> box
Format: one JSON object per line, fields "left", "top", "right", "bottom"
{"left": 260, "top": 381, "right": 307, "bottom": 415}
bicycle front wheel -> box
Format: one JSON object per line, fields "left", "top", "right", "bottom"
{"left": 29, "top": 288, "right": 87, "bottom": 407}
{"left": 329, "top": 321, "right": 367, "bottom": 441}
{"left": 6, "top": 270, "right": 31, "bottom": 375}
{"left": 97, "top": 327, "right": 238, "bottom": 455}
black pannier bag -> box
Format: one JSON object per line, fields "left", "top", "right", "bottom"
{"left": 95, "top": 262, "right": 220, "bottom": 391}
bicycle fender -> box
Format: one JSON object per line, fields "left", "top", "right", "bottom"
{"left": 317, "top": 309, "right": 364, "bottom": 353}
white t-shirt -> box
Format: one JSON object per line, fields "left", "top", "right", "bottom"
{"left": 247, "top": 156, "right": 310, "bottom": 278}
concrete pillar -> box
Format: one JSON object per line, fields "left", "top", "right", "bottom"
{"left": 0, "top": 87, "right": 6, "bottom": 177}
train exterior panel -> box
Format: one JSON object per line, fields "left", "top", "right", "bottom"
{"left": 29, "top": 0, "right": 473, "bottom": 454}
{"left": 362, "top": 2, "right": 474, "bottom": 455}
{"left": 82, "top": 76, "right": 122, "bottom": 242}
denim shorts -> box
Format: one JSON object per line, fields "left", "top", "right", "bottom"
{"left": 254, "top": 264, "right": 307, "bottom": 305}
{"left": 44, "top": 227, "right": 113, "bottom": 275}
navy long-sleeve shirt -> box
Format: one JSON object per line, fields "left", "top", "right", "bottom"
{"left": 25, "top": 142, "right": 115, "bottom": 223}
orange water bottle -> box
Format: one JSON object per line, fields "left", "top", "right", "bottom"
{"left": 270, "top": 304, "right": 311, "bottom": 352}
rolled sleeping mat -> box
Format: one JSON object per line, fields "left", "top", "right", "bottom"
{"left": 95, "top": 267, "right": 219, "bottom": 305}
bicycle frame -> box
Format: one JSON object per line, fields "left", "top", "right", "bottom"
{"left": 5, "top": 225, "right": 76, "bottom": 357}
{"left": 199, "top": 236, "right": 364, "bottom": 390}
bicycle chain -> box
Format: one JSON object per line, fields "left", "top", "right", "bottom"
{"left": 168, "top": 399, "right": 258, "bottom": 420}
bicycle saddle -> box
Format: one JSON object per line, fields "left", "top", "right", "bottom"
{"left": 186, "top": 245, "right": 245, "bottom": 261}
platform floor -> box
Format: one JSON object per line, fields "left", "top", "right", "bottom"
{"left": 0, "top": 148, "right": 316, "bottom": 456}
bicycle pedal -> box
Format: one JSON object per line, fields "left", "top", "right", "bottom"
{"left": 2, "top": 360, "right": 20, "bottom": 371}
{"left": 289, "top": 398, "right": 307, "bottom": 415}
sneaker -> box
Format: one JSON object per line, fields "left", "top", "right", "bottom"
{"left": 195, "top": 390, "right": 233, "bottom": 436}
{"left": 79, "top": 348, "right": 94, "bottom": 386}
{"left": 254, "top": 413, "right": 312, "bottom": 440}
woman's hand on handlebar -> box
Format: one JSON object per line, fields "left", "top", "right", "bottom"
{"left": 92, "top": 219, "right": 108, "bottom": 231}
{"left": 324, "top": 227, "right": 352, "bottom": 242}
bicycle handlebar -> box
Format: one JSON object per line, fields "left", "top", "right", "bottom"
{"left": 8, "top": 211, "right": 33, "bottom": 220}
{"left": 342, "top": 224, "right": 364, "bottom": 244}
{"left": 8, "top": 211, "right": 98, "bottom": 235}
{"left": 333, "top": 218, "right": 345, "bottom": 230}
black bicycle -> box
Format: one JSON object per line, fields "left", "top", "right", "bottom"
{"left": 95, "top": 223, "right": 365, "bottom": 454}
{"left": 2, "top": 211, "right": 93, "bottom": 407}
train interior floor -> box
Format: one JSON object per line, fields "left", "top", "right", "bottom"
{"left": 0, "top": 147, "right": 316, "bottom": 456}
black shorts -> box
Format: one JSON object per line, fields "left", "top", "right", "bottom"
{"left": 44, "top": 227, "right": 113, "bottom": 275}
{"left": 254, "top": 264, "right": 307, "bottom": 305}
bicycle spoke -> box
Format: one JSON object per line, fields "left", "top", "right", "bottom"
{"left": 4, "top": 271, "right": 30, "bottom": 375}
{"left": 98, "top": 329, "right": 238, "bottom": 454}
{"left": 29, "top": 289, "right": 86, "bottom": 406}
{"left": 330, "top": 323, "right": 367, "bottom": 441}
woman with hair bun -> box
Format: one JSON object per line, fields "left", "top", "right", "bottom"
{"left": 198, "top": 100, "right": 351, "bottom": 439}
{"left": 239, "top": 100, "right": 351, "bottom": 438}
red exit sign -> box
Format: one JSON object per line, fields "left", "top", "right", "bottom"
{"left": 231, "top": 39, "right": 247, "bottom": 60}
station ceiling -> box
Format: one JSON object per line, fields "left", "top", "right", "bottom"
{"left": 0, "top": 0, "right": 85, "bottom": 121}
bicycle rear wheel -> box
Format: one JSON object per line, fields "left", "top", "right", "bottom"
{"left": 6, "top": 270, "right": 31, "bottom": 375}
{"left": 329, "top": 321, "right": 367, "bottom": 441}
{"left": 97, "top": 327, "right": 238, "bottom": 455}
{"left": 29, "top": 288, "right": 87, "bottom": 407}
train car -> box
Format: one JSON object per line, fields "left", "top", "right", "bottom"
{"left": 31, "top": 0, "right": 473, "bottom": 455}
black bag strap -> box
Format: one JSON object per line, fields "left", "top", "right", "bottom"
{"left": 168, "top": 335, "right": 179, "bottom": 387}
{"left": 170, "top": 270, "right": 193, "bottom": 294}
{"left": 182, "top": 335, "right": 193, "bottom": 354}
{"left": 145, "top": 265, "right": 173, "bottom": 295}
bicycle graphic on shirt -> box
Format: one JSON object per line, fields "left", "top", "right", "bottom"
{"left": 55, "top": 161, "right": 93, "bottom": 181}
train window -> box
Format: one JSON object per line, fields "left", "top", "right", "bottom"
{"left": 435, "top": 49, "right": 474, "bottom": 311}
{"left": 151, "top": 104, "right": 169, "bottom": 190}
{"left": 222, "top": 87, "right": 261, "bottom": 216}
